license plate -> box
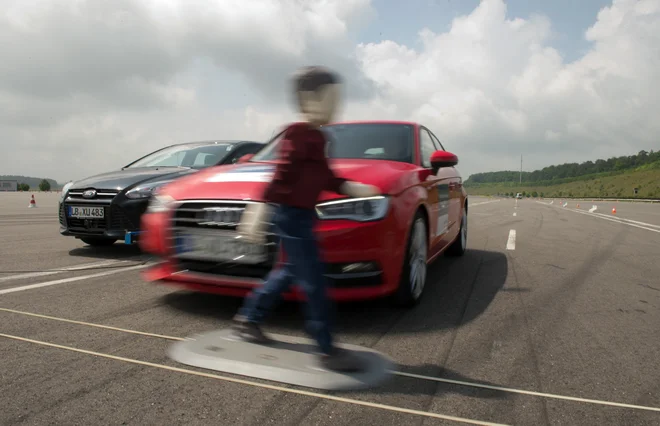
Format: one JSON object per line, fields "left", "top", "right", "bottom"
{"left": 68, "top": 206, "right": 105, "bottom": 219}
{"left": 176, "top": 230, "right": 267, "bottom": 264}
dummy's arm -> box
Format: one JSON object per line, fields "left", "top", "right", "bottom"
{"left": 320, "top": 149, "right": 380, "bottom": 198}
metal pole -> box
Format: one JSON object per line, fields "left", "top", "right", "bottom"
{"left": 520, "top": 154, "right": 522, "bottom": 185}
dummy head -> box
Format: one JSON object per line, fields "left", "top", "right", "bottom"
{"left": 292, "top": 66, "right": 342, "bottom": 126}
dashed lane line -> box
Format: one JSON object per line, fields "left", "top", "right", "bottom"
{"left": 0, "top": 264, "right": 149, "bottom": 295}
{"left": 2, "top": 308, "right": 659, "bottom": 413}
{"left": 469, "top": 199, "right": 502, "bottom": 207}
{"left": 0, "top": 259, "right": 129, "bottom": 283}
{"left": 506, "top": 230, "right": 516, "bottom": 250}
{"left": 536, "top": 201, "right": 660, "bottom": 234}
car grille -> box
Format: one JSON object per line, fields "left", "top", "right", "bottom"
{"left": 62, "top": 204, "right": 138, "bottom": 234}
{"left": 109, "top": 205, "right": 136, "bottom": 230}
{"left": 65, "top": 210, "right": 109, "bottom": 233}
{"left": 59, "top": 203, "right": 66, "bottom": 226}
{"left": 171, "top": 200, "right": 278, "bottom": 278}
{"left": 67, "top": 188, "right": 120, "bottom": 201}
{"left": 173, "top": 201, "right": 249, "bottom": 231}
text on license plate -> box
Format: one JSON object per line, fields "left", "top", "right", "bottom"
{"left": 177, "top": 232, "right": 267, "bottom": 264}
{"left": 68, "top": 206, "right": 105, "bottom": 219}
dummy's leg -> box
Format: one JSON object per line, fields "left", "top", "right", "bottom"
{"left": 277, "top": 207, "right": 366, "bottom": 372}
{"left": 233, "top": 261, "right": 294, "bottom": 344}
{"left": 233, "top": 208, "right": 292, "bottom": 344}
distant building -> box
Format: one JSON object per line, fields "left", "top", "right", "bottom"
{"left": 0, "top": 180, "right": 18, "bottom": 192}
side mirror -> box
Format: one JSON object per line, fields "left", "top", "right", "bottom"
{"left": 237, "top": 154, "right": 254, "bottom": 164}
{"left": 430, "top": 150, "right": 458, "bottom": 172}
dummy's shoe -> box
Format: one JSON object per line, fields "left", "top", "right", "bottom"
{"left": 231, "top": 315, "right": 273, "bottom": 345}
{"left": 318, "top": 347, "right": 367, "bottom": 372}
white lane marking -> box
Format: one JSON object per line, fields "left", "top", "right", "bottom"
{"left": 0, "top": 260, "right": 128, "bottom": 283}
{"left": 536, "top": 202, "right": 660, "bottom": 234}
{"left": 3, "top": 308, "right": 660, "bottom": 414}
{"left": 0, "top": 264, "right": 149, "bottom": 295}
{"left": 587, "top": 211, "right": 660, "bottom": 229}
{"left": 513, "top": 212, "right": 517, "bottom": 217}
{"left": 589, "top": 205, "right": 597, "bottom": 213}
{"left": 506, "top": 230, "right": 516, "bottom": 250}
{"left": 469, "top": 199, "right": 502, "bottom": 207}
{"left": 0, "top": 333, "right": 507, "bottom": 426}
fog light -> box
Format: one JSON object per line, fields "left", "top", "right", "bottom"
{"left": 341, "top": 262, "right": 377, "bottom": 273}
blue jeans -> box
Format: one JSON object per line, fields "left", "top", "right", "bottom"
{"left": 239, "top": 204, "right": 334, "bottom": 355}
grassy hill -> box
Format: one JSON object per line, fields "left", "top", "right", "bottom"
{"left": 0, "top": 175, "right": 61, "bottom": 191}
{"left": 465, "top": 159, "right": 660, "bottom": 199}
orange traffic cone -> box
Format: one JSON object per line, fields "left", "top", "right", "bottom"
{"left": 612, "top": 207, "right": 616, "bottom": 214}
{"left": 577, "top": 203, "right": 580, "bottom": 208}
{"left": 28, "top": 194, "right": 37, "bottom": 208}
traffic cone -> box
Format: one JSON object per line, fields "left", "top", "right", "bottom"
{"left": 612, "top": 207, "right": 616, "bottom": 214}
{"left": 577, "top": 203, "right": 580, "bottom": 208}
{"left": 28, "top": 194, "right": 37, "bottom": 208}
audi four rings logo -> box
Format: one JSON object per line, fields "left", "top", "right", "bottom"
{"left": 82, "top": 189, "right": 97, "bottom": 199}
{"left": 198, "top": 207, "right": 244, "bottom": 225}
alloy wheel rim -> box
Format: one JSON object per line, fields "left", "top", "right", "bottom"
{"left": 409, "top": 219, "right": 427, "bottom": 299}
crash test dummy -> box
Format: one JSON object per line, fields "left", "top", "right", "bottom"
{"left": 231, "top": 66, "right": 380, "bottom": 372}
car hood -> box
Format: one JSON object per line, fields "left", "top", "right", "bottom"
{"left": 70, "top": 167, "right": 197, "bottom": 192}
{"left": 163, "top": 160, "right": 419, "bottom": 202}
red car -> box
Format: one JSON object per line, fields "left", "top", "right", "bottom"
{"left": 139, "top": 121, "right": 468, "bottom": 306}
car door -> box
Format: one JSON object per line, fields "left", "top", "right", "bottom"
{"left": 428, "top": 130, "right": 461, "bottom": 243}
{"left": 418, "top": 126, "right": 451, "bottom": 256}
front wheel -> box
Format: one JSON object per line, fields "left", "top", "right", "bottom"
{"left": 445, "top": 206, "right": 467, "bottom": 257}
{"left": 392, "top": 211, "right": 428, "bottom": 307}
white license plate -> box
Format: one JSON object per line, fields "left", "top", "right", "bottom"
{"left": 176, "top": 231, "right": 267, "bottom": 264}
{"left": 68, "top": 206, "right": 105, "bottom": 219}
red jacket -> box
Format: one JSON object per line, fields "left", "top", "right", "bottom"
{"left": 262, "top": 122, "right": 346, "bottom": 210}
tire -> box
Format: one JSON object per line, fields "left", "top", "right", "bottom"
{"left": 80, "top": 237, "right": 117, "bottom": 246}
{"left": 392, "top": 210, "right": 428, "bottom": 307}
{"left": 445, "top": 204, "right": 467, "bottom": 257}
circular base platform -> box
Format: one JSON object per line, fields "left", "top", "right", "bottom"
{"left": 167, "top": 328, "right": 396, "bottom": 391}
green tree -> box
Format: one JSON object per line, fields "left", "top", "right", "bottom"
{"left": 18, "top": 183, "right": 30, "bottom": 191}
{"left": 38, "top": 179, "right": 51, "bottom": 191}
{"left": 532, "top": 191, "right": 538, "bottom": 197}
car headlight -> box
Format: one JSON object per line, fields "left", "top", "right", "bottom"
{"left": 315, "top": 196, "right": 390, "bottom": 222}
{"left": 126, "top": 181, "right": 173, "bottom": 199}
{"left": 60, "top": 182, "right": 74, "bottom": 201}
{"left": 146, "top": 194, "right": 175, "bottom": 214}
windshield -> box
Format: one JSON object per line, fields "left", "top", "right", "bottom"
{"left": 125, "top": 143, "right": 236, "bottom": 169}
{"left": 250, "top": 123, "right": 414, "bottom": 163}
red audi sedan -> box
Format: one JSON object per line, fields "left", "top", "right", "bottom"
{"left": 139, "top": 121, "right": 468, "bottom": 306}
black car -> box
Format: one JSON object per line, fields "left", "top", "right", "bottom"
{"left": 58, "top": 139, "right": 264, "bottom": 246}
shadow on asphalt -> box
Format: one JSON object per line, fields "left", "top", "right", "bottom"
{"left": 161, "top": 249, "right": 508, "bottom": 337}
{"left": 345, "top": 364, "right": 509, "bottom": 399}
{"left": 160, "top": 248, "right": 509, "bottom": 398}
{"left": 68, "top": 243, "right": 147, "bottom": 261}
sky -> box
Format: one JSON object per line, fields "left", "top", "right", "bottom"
{"left": 1, "top": 0, "right": 659, "bottom": 184}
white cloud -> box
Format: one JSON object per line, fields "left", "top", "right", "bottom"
{"left": 1, "top": 0, "right": 658, "bottom": 183}
{"left": 353, "top": 0, "right": 660, "bottom": 175}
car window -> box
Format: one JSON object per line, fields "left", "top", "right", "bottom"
{"left": 419, "top": 128, "right": 435, "bottom": 168}
{"left": 223, "top": 144, "right": 263, "bottom": 164}
{"left": 192, "top": 152, "right": 220, "bottom": 167}
{"left": 249, "top": 123, "right": 414, "bottom": 164}
{"left": 125, "top": 143, "right": 236, "bottom": 169}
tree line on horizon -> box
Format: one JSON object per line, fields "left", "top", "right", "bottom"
{"left": 0, "top": 175, "right": 58, "bottom": 191}
{"left": 465, "top": 150, "right": 660, "bottom": 186}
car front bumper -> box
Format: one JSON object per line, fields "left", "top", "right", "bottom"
{"left": 59, "top": 191, "right": 149, "bottom": 243}
{"left": 139, "top": 200, "right": 409, "bottom": 301}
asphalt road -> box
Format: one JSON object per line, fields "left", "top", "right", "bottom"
{"left": 1, "top": 192, "right": 659, "bottom": 426}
